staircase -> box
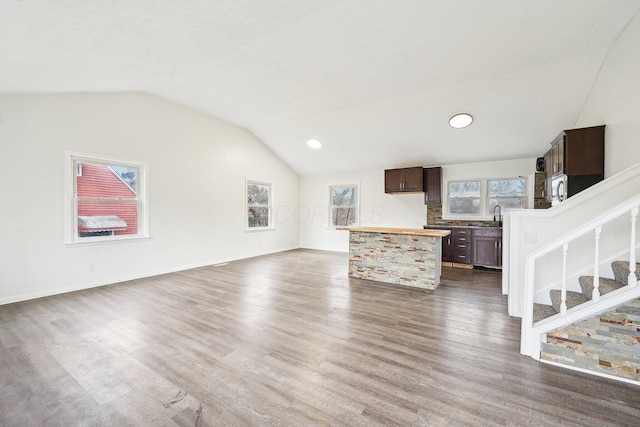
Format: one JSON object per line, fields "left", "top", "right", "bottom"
{"left": 533, "top": 261, "right": 640, "bottom": 323}
{"left": 520, "top": 198, "right": 640, "bottom": 386}
{"left": 540, "top": 295, "right": 640, "bottom": 383}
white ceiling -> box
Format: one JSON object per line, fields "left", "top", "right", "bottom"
{"left": 2, "top": 1, "right": 639, "bottom": 175}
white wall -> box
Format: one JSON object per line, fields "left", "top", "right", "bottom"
{"left": 507, "top": 165, "right": 640, "bottom": 317}
{"left": 441, "top": 158, "right": 537, "bottom": 219}
{"left": 0, "top": 93, "right": 300, "bottom": 304}
{"left": 576, "top": 10, "right": 640, "bottom": 177}
{"left": 300, "top": 158, "right": 535, "bottom": 252}
{"left": 299, "top": 170, "right": 426, "bottom": 252}
{"left": 506, "top": 11, "right": 640, "bottom": 317}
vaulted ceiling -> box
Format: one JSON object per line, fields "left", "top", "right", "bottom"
{"left": 2, "top": 1, "right": 639, "bottom": 175}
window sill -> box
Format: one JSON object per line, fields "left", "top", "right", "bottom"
{"left": 441, "top": 215, "right": 494, "bottom": 222}
{"left": 245, "top": 227, "right": 275, "bottom": 232}
{"left": 65, "top": 235, "right": 153, "bottom": 246}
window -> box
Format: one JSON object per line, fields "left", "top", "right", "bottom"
{"left": 66, "top": 153, "right": 148, "bottom": 243}
{"left": 247, "top": 181, "right": 273, "bottom": 229}
{"left": 330, "top": 185, "right": 359, "bottom": 227}
{"left": 448, "top": 180, "right": 481, "bottom": 215}
{"left": 488, "top": 178, "right": 526, "bottom": 211}
{"left": 446, "top": 177, "right": 527, "bottom": 217}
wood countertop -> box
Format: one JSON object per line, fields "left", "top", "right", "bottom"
{"left": 336, "top": 226, "right": 450, "bottom": 237}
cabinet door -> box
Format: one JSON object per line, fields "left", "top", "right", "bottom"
{"left": 551, "top": 136, "right": 564, "bottom": 176}
{"left": 442, "top": 233, "right": 452, "bottom": 262}
{"left": 452, "top": 228, "right": 472, "bottom": 264}
{"left": 564, "top": 126, "right": 605, "bottom": 175}
{"left": 473, "top": 236, "right": 499, "bottom": 267}
{"left": 384, "top": 169, "right": 404, "bottom": 193}
{"left": 423, "top": 167, "right": 442, "bottom": 204}
{"left": 402, "top": 167, "right": 424, "bottom": 192}
{"left": 473, "top": 228, "right": 502, "bottom": 267}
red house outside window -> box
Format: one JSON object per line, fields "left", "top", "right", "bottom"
{"left": 75, "top": 162, "right": 140, "bottom": 238}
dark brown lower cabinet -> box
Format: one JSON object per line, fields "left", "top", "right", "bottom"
{"left": 451, "top": 228, "right": 472, "bottom": 265}
{"left": 442, "top": 231, "right": 452, "bottom": 263}
{"left": 425, "top": 226, "right": 456, "bottom": 264}
{"left": 429, "top": 227, "right": 472, "bottom": 265}
{"left": 427, "top": 226, "right": 502, "bottom": 268}
{"left": 473, "top": 228, "right": 503, "bottom": 268}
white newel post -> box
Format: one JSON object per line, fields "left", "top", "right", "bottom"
{"left": 561, "top": 243, "right": 568, "bottom": 315}
{"left": 630, "top": 207, "right": 638, "bottom": 287}
{"left": 593, "top": 226, "right": 601, "bottom": 301}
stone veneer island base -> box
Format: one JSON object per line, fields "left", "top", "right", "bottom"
{"left": 338, "top": 227, "right": 450, "bottom": 291}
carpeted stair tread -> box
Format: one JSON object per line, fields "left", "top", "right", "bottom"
{"left": 550, "top": 289, "right": 588, "bottom": 313}
{"left": 612, "top": 261, "right": 640, "bottom": 286}
{"left": 533, "top": 303, "right": 558, "bottom": 323}
{"left": 578, "top": 276, "right": 624, "bottom": 300}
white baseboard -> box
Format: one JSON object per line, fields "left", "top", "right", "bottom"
{"left": 0, "top": 246, "right": 300, "bottom": 306}
{"left": 540, "top": 359, "right": 640, "bottom": 387}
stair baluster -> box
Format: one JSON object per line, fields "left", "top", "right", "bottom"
{"left": 560, "top": 243, "right": 568, "bottom": 315}
{"left": 592, "top": 226, "right": 601, "bottom": 301}
{"left": 630, "top": 207, "right": 638, "bottom": 287}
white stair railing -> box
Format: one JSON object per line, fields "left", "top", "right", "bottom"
{"left": 521, "top": 197, "right": 640, "bottom": 359}
{"left": 592, "top": 226, "right": 601, "bottom": 301}
{"left": 629, "top": 207, "right": 638, "bottom": 287}
{"left": 560, "top": 243, "right": 568, "bottom": 315}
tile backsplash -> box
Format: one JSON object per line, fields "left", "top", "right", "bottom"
{"left": 426, "top": 204, "right": 501, "bottom": 227}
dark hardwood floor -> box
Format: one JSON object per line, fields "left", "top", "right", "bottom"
{"left": 1, "top": 249, "right": 639, "bottom": 426}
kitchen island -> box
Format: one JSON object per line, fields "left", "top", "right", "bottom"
{"left": 337, "top": 227, "right": 450, "bottom": 291}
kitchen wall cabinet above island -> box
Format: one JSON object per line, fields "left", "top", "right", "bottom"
{"left": 384, "top": 167, "right": 423, "bottom": 193}
{"left": 423, "top": 167, "right": 442, "bottom": 204}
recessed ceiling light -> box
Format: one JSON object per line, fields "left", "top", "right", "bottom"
{"left": 449, "top": 113, "right": 473, "bottom": 129}
{"left": 307, "top": 138, "right": 322, "bottom": 149}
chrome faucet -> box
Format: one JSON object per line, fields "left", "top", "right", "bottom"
{"left": 493, "top": 204, "right": 502, "bottom": 226}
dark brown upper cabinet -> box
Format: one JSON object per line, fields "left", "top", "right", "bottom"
{"left": 549, "top": 125, "right": 605, "bottom": 177}
{"left": 543, "top": 125, "right": 604, "bottom": 202}
{"left": 384, "top": 167, "right": 424, "bottom": 193}
{"left": 423, "top": 167, "right": 442, "bottom": 204}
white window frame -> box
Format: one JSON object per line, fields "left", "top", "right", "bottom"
{"left": 246, "top": 179, "right": 274, "bottom": 231}
{"left": 329, "top": 184, "right": 360, "bottom": 228}
{"left": 446, "top": 179, "right": 483, "bottom": 218}
{"left": 65, "top": 151, "right": 150, "bottom": 245}
{"left": 444, "top": 176, "right": 528, "bottom": 220}
{"left": 487, "top": 177, "right": 528, "bottom": 213}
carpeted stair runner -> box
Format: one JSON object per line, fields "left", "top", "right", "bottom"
{"left": 533, "top": 303, "right": 558, "bottom": 323}
{"left": 612, "top": 260, "right": 640, "bottom": 286}
{"left": 549, "top": 289, "right": 588, "bottom": 312}
{"left": 532, "top": 260, "right": 639, "bottom": 323}
{"left": 578, "top": 276, "right": 623, "bottom": 300}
